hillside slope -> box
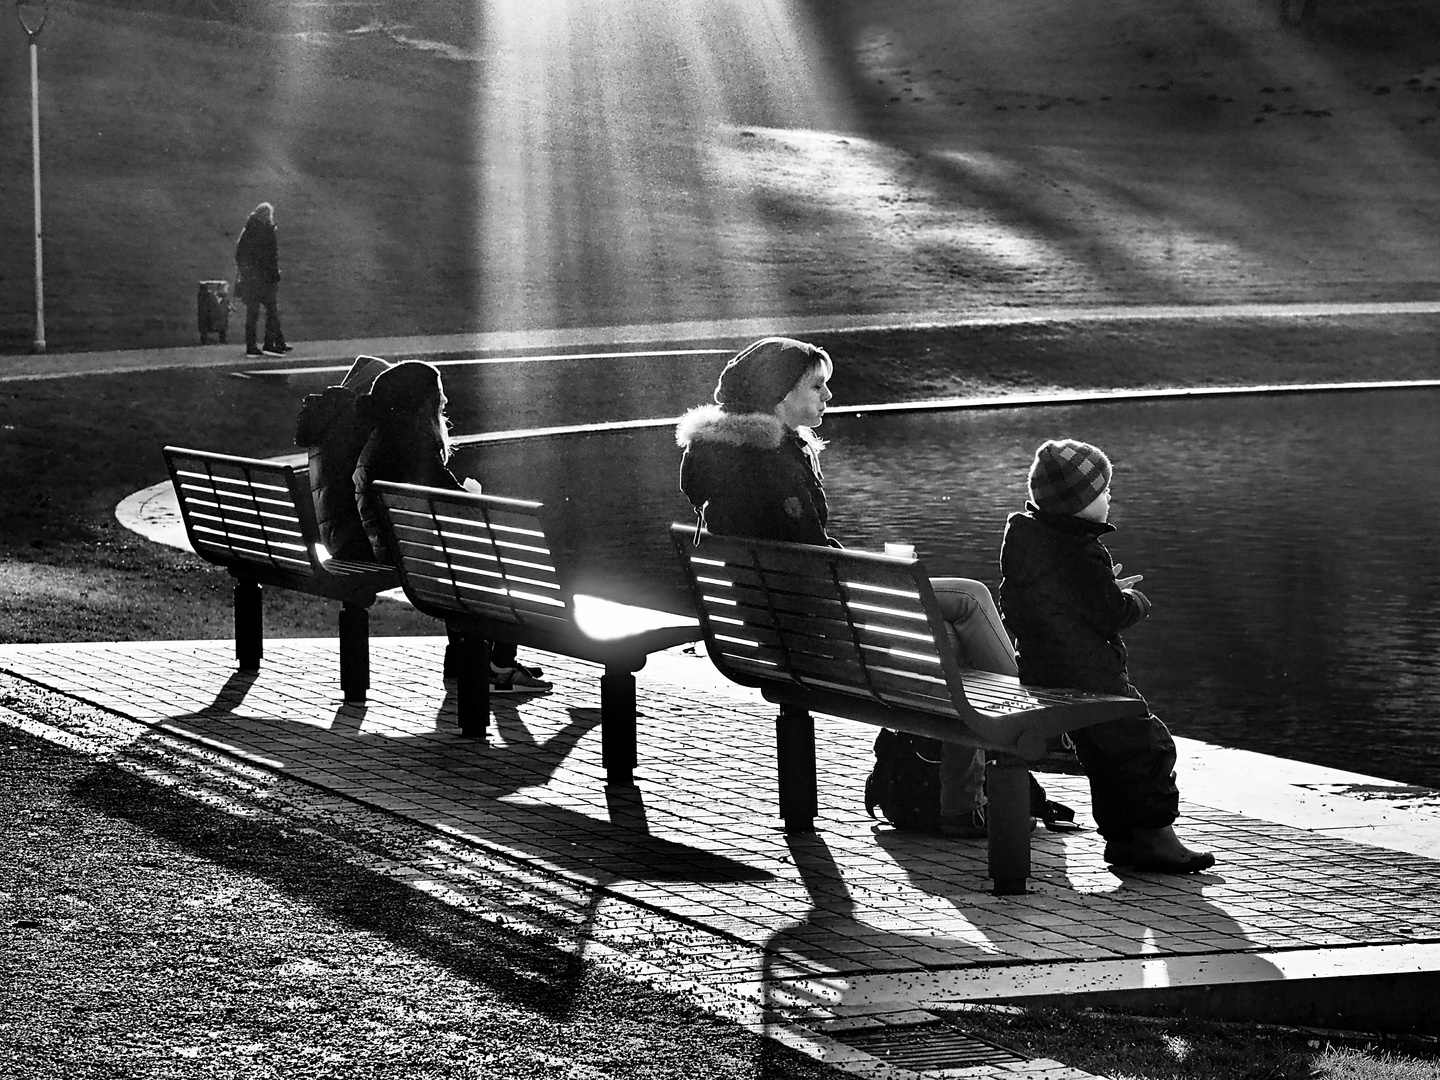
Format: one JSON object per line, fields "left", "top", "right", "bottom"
{"left": 1, "top": 0, "right": 1437, "bottom": 353}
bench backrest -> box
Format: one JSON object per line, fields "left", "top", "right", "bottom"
{"left": 372, "top": 481, "right": 571, "bottom": 634}
{"left": 672, "top": 524, "right": 1152, "bottom": 759}
{"left": 670, "top": 524, "right": 973, "bottom": 720}
{"left": 165, "top": 445, "right": 324, "bottom": 576}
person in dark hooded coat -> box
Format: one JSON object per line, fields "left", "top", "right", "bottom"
{"left": 676, "top": 337, "right": 834, "bottom": 546}
{"left": 293, "top": 355, "right": 392, "bottom": 563}
{"left": 234, "top": 201, "right": 290, "bottom": 357}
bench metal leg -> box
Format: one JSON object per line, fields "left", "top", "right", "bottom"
{"left": 234, "top": 579, "right": 263, "bottom": 672}
{"left": 453, "top": 632, "right": 490, "bottom": 738}
{"left": 338, "top": 603, "right": 369, "bottom": 704}
{"left": 601, "top": 666, "right": 637, "bottom": 787}
{"left": 776, "top": 704, "right": 817, "bottom": 834}
{"left": 986, "top": 757, "right": 1031, "bottom": 895}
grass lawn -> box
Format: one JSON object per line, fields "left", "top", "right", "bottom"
{"left": 3, "top": 1, "right": 1440, "bottom": 1075}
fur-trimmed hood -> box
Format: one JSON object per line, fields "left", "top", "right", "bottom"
{"left": 675, "top": 403, "right": 824, "bottom": 453}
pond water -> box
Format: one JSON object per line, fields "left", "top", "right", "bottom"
{"left": 457, "top": 387, "right": 1440, "bottom": 789}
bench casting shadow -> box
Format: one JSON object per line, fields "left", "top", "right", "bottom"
{"left": 158, "top": 679, "right": 771, "bottom": 888}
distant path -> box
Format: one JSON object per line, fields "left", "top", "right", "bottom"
{"left": 7, "top": 299, "right": 1440, "bottom": 381}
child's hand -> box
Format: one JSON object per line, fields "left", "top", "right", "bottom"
{"left": 1113, "top": 563, "right": 1144, "bottom": 590}
{"left": 462, "top": 477, "right": 482, "bottom": 494}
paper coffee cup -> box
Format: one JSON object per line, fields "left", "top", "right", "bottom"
{"left": 884, "top": 542, "right": 916, "bottom": 558}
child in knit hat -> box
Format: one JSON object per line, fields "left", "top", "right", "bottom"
{"left": 998, "top": 439, "right": 1213, "bottom": 873}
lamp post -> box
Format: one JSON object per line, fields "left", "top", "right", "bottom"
{"left": 16, "top": 0, "right": 50, "bottom": 354}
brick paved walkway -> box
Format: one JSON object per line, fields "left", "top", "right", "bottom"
{"left": 4, "top": 636, "right": 1440, "bottom": 1078}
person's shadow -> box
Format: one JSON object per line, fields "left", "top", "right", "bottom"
{"left": 872, "top": 815, "right": 1279, "bottom": 993}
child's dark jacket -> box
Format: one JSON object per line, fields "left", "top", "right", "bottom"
{"left": 676, "top": 404, "right": 831, "bottom": 546}
{"left": 999, "top": 504, "right": 1147, "bottom": 695}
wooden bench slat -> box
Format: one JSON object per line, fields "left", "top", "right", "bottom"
{"left": 710, "top": 619, "right": 947, "bottom": 680}
{"left": 404, "top": 573, "right": 568, "bottom": 616}
{"left": 187, "top": 512, "right": 307, "bottom": 544}
{"left": 390, "top": 533, "right": 562, "bottom": 587}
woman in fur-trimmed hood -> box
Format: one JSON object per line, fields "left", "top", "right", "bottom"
{"left": 676, "top": 337, "right": 834, "bottom": 546}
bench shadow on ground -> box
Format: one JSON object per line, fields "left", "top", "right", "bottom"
{"left": 161, "top": 673, "right": 771, "bottom": 888}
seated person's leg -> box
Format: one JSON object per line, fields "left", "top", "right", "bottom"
{"left": 929, "top": 577, "right": 1018, "bottom": 676}
{"left": 488, "top": 640, "right": 551, "bottom": 691}
{"left": 939, "top": 743, "right": 987, "bottom": 837}
{"left": 1069, "top": 707, "right": 1210, "bottom": 869}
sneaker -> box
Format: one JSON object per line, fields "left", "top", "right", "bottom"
{"left": 261, "top": 346, "right": 288, "bottom": 357}
{"left": 245, "top": 349, "right": 264, "bottom": 358}
{"left": 491, "top": 659, "right": 545, "bottom": 680}
{"left": 489, "top": 665, "right": 552, "bottom": 694}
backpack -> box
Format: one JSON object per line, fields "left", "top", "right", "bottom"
{"left": 864, "top": 729, "right": 948, "bottom": 833}
{"left": 863, "top": 729, "right": 1076, "bottom": 834}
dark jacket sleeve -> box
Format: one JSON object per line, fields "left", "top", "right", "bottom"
{"left": 1071, "top": 539, "right": 1147, "bottom": 634}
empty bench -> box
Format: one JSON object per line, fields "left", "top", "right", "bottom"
{"left": 164, "top": 446, "right": 399, "bottom": 703}
{"left": 671, "top": 524, "right": 1149, "bottom": 894}
{"left": 373, "top": 481, "right": 703, "bottom": 786}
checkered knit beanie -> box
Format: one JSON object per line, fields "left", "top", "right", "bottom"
{"left": 1028, "top": 440, "right": 1112, "bottom": 516}
{"left": 714, "top": 337, "right": 830, "bottom": 412}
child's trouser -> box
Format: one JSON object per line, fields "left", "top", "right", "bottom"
{"left": 1068, "top": 690, "right": 1180, "bottom": 839}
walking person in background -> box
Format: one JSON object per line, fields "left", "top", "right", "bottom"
{"left": 999, "top": 439, "right": 1214, "bottom": 873}
{"left": 235, "top": 201, "right": 291, "bottom": 358}
{"left": 352, "top": 360, "right": 551, "bottom": 695}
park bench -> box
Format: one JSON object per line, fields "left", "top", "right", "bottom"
{"left": 670, "top": 524, "right": 1150, "bottom": 894}
{"left": 372, "top": 481, "right": 703, "bottom": 786}
{"left": 163, "top": 446, "right": 398, "bottom": 704}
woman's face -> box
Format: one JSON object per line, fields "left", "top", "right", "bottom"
{"left": 774, "top": 363, "right": 832, "bottom": 429}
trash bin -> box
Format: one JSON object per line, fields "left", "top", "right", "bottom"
{"left": 197, "top": 280, "right": 231, "bottom": 344}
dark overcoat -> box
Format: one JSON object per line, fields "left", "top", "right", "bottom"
{"left": 676, "top": 404, "right": 831, "bottom": 546}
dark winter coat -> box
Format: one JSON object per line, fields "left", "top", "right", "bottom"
{"left": 234, "top": 215, "right": 280, "bottom": 303}
{"left": 998, "top": 504, "right": 1149, "bottom": 695}
{"left": 353, "top": 422, "right": 461, "bottom": 565}
{"left": 676, "top": 404, "right": 832, "bottom": 546}
{"left": 294, "top": 386, "right": 375, "bottom": 563}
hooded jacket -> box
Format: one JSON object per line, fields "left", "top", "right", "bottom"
{"left": 676, "top": 404, "right": 831, "bottom": 546}
{"left": 998, "top": 504, "right": 1149, "bottom": 695}
{"left": 294, "top": 386, "right": 375, "bottom": 562}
